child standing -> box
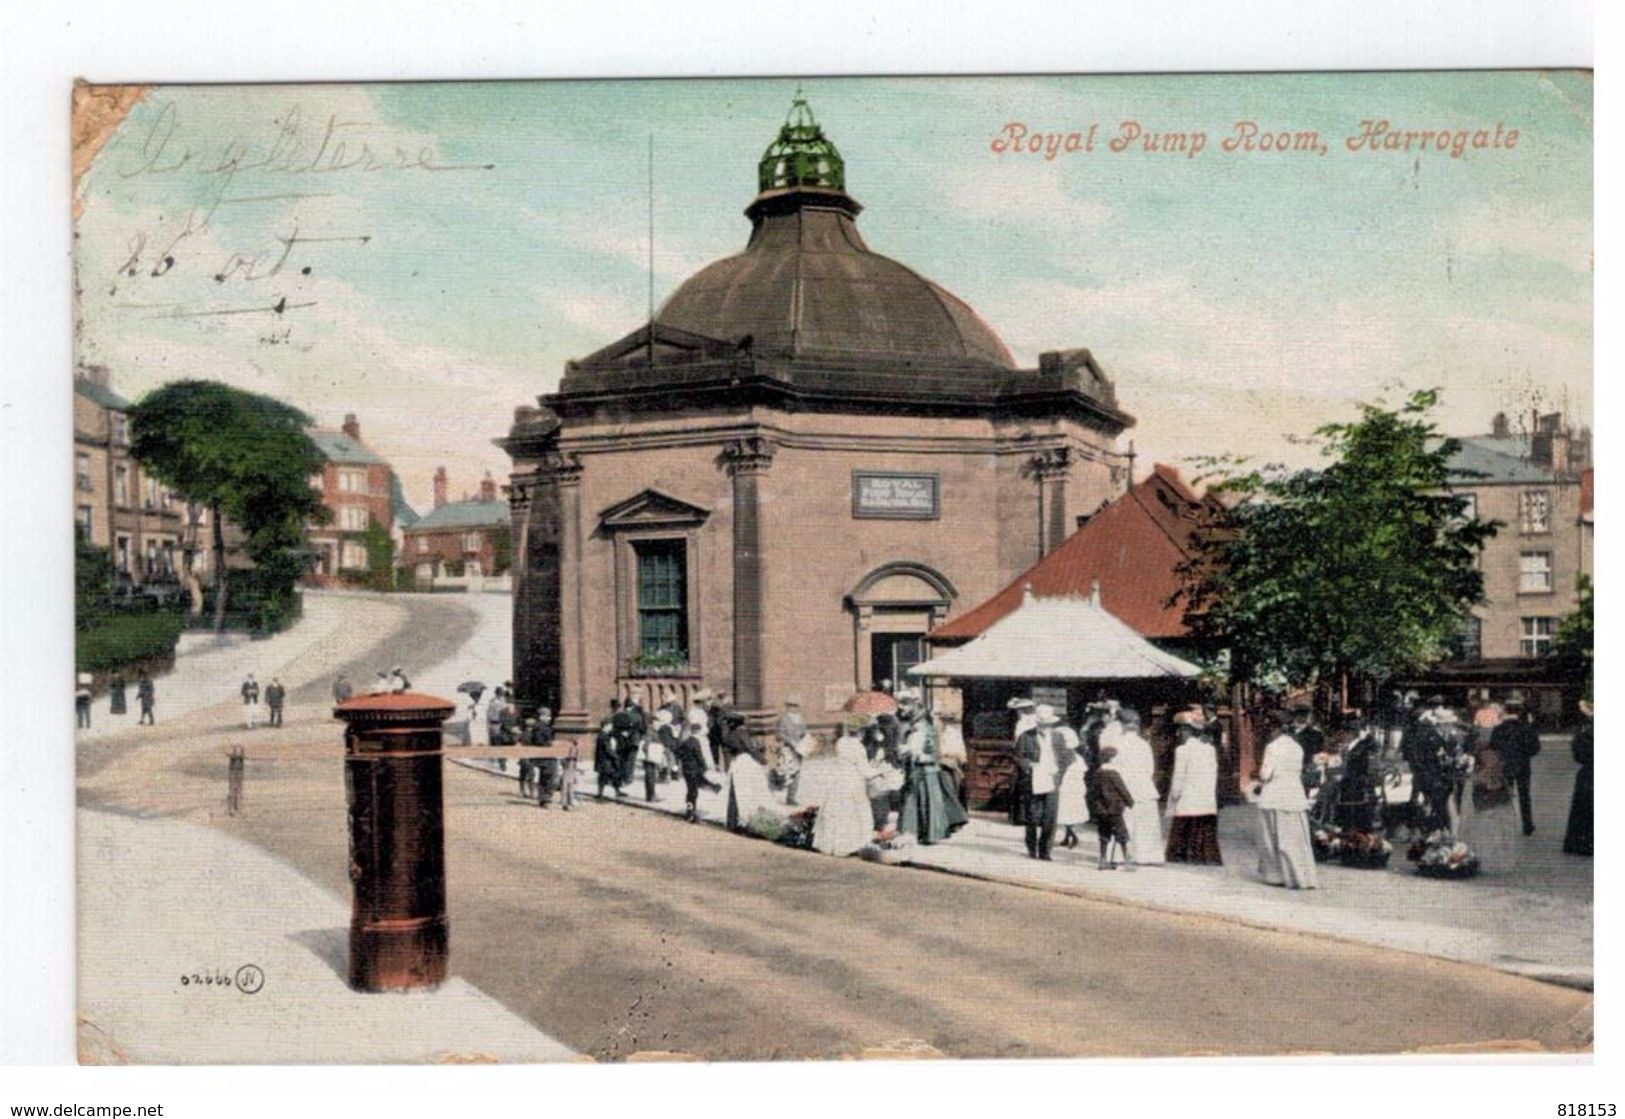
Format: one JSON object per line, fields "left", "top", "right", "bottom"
{"left": 1085, "top": 745, "right": 1137, "bottom": 871}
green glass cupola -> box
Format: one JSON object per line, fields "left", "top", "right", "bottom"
{"left": 757, "top": 92, "right": 845, "bottom": 193}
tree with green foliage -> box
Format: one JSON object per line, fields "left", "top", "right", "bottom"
{"left": 1554, "top": 574, "right": 1593, "bottom": 702}
{"left": 1176, "top": 389, "right": 1498, "bottom": 700}
{"left": 129, "top": 380, "right": 327, "bottom": 633}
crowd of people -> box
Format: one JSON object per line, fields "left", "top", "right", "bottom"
{"left": 454, "top": 676, "right": 1595, "bottom": 882}
{"left": 1003, "top": 697, "right": 1246, "bottom": 876}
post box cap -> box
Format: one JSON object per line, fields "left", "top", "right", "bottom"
{"left": 334, "top": 692, "right": 457, "bottom": 725}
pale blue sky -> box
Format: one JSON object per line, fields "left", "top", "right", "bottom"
{"left": 76, "top": 72, "right": 1592, "bottom": 511}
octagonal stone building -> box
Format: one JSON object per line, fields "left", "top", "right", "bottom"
{"left": 502, "top": 97, "right": 1137, "bottom": 734}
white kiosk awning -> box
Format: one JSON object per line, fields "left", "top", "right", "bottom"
{"left": 910, "top": 587, "right": 1201, "bottom": 681}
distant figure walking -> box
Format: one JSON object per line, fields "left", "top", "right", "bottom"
{"left": 136, "top": 672, "right": 155, "bottom": 725}
{"left": 1564, "top": 702, "right": 1593, "bottom": 857}
{"left": 75, "top": 675, "right": 93, "bottom": 729}
{"left": 265, "top": 677, "right": 286, "bottom": 728}
{"left": 332, "top": 673, "right": 354, "bottom": 705}
{"left": 1490, "top": 701, "right": 1541, "bottom": 836}
{"left": 241, "top": 674, "right": 260, "bottom": 729}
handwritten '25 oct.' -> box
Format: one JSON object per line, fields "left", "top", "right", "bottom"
{"left": 102, "top": 101, "right": 493, "bottom": 320}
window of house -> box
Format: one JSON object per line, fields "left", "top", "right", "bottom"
{"left": 1520, "top": 489, "right": 1551, "bottom": 534}
{"left": 340, "top": 541, "right": 368, "bottom": 569}
{"left": 417, "top": 536, "right": 429, "bottom": 554}
{"left": 634, "top": 539, "right": 688, "bottom": 659}
{"left": 463, "top": 532, "right": 481, "bottom": 552}
{"left": 114, "top": 466, "right": 129, "bottom": 506}
{"left": 115, "top": 535, "right": 131, "bottom": 573}
{"left": 1450, "top": 615, "right": 1483, "bottom": 661}
{"left": 143, "top": 477, "right": 158, "bottom": 509}
{"left": 145, "top": 539, "right": 158, "bottom": 573}
{"left": 1519, "top": 551, "right": 1553, "bottom": 593}
{"left": 339, "top": 505, "right": 368, "bottom": 531}
{"left": 339, "top": 469, "right": 367, "bottom": 493}
{"left": 111, "top": 414, "right": 128, "bottom": 445}
{"left": 1520, "top": 616, "right": 1556, "bottom": 657}
{"left": 76, "top": 505, "right": 92, "bottom": 540}
{"left": 76, "top": 453, "right": 92, "bottom": 491}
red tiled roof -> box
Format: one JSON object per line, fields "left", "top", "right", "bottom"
{"left": 932, "top": 464, "right": 1217, "bottom": 641}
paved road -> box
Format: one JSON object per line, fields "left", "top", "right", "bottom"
{"left": 76, "top": 593, "right": 1592, "bottom": 1061}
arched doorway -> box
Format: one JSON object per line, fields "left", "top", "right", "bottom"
{"left": 846, "top": 562, "right": 957, "bottom": 690}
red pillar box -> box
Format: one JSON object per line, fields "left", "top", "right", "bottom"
{"left": 334, "top": 692, "right": 456, "bottom": 992}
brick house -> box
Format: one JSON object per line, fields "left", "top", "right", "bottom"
{"left": 401, "top": 469, "right": 511, "bottom": 588}
{"left": 305, "top": 414, "right": 417, "bottom": 586}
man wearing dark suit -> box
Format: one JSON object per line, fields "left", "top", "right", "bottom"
{"left": 1011, "top": 704, "right": 1075, "bottom": 860}
{"left": 1490, "top": 701, "right": 1541, "bottom": 835}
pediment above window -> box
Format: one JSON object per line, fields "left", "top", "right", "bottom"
{"left": 598, "top": 489, "right": 712, "bottom": 531}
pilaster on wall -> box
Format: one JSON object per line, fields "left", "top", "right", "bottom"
{"left": 510, "top": 452, "right": 586, "bottom": 731}
{"left": 1031, "top": 446, "right": 1072, "bottom": 557}
{"left": 721, "top": 436, "right": 775, "bottom": 719}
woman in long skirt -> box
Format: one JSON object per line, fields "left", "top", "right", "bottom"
{"left": 1114, "top": 710, "right": 1165, "bottom": 865}
{"left": 724, "top": 724, "right": 776, "bottom": 832}
{"left": 800, "top": 732, "right": 876, "bottom": 856}
{"left": 1055, "top": 723, "right": 1091, "bottom": 848}
{"left": 1564, "top": 705, "right": 1593, "bottom": 856}
{"left": 1165, "top": 715, "right": 1222, "bottom": 864}
{"left": 1255, "top": 724, "right": 1317, "bottom": 889}
{"left": 1460, "top": 736, "right": 1521, "bottom": 874}
{"left": 897, "top": 695, "right": 968, "bottom": 844}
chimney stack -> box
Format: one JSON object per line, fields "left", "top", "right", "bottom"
{"left": 342, "top": 413, "right": 361, "bottom": 441}
{"left": 478, "top": 471, "right": 497, "bottom": 503}
{"left": 432, "top": 466, "right": 448, "bottom": 509}
{"left": 1491, "top": 412, "right": 1509, "bottom": 438}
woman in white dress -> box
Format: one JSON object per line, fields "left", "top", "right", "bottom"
{"left": 723, "top": 715, "right": 776, "bottom": 832}
{"left": 1055, "top": 720, "right": 1090, "bottom": 848}
{"left": 1255, "top": 721, "right": 1318, "bottom": 889}
{"left": 1114, "top": 709, "right": 1165, "bottom": 865}
{"left": 797, "top": 725, "right": 876, "bottom": 856}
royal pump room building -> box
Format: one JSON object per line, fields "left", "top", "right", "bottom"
{"left": 502, "top": 98, "right": 1137, "bottom": 736}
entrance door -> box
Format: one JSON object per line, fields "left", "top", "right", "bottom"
{"left": 870, "top": 634, "right": 925, "bottom": 691}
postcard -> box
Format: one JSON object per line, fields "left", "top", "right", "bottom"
{"left": 70, "top": 72, "right": 1592, "bottom": 1063}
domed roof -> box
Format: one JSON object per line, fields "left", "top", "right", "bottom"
{"left": 654, "top": 98, "right": 1016, "bottom": 372}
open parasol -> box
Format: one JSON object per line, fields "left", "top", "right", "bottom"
{"left": 842, "top": 690, "right": 898, "bottom": 716}
{"left": 456, "top": 681, "right": 486, "bottom": 696}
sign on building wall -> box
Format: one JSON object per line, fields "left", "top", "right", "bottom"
{"left": 852, "top": 471, "right": 940, "bottom": 519}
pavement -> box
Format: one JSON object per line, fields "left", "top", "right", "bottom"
{"left": 77, "top": 808, "right": 577, "bottom": 1064}
{"left": 457, "top": 738, "right": 1593, "bottom": 990}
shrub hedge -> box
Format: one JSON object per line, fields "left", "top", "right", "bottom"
{"left": 76, "top": 611, "right": 186, "bottom": 674}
